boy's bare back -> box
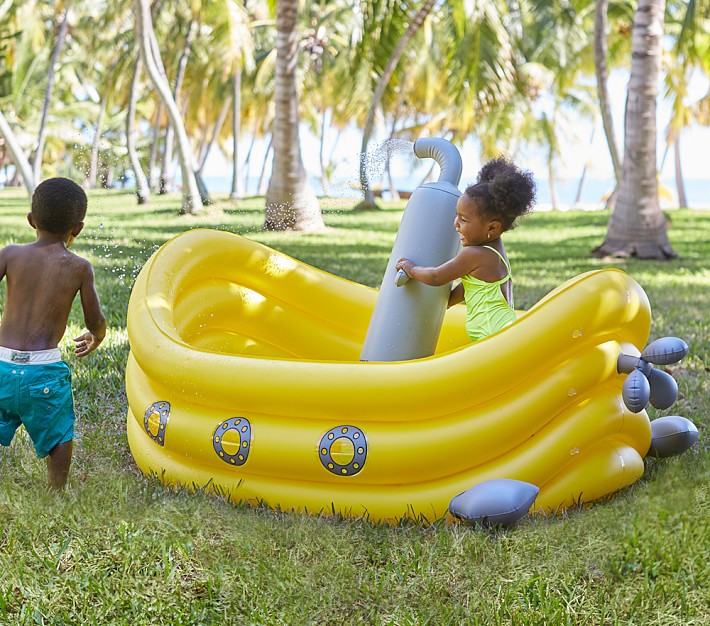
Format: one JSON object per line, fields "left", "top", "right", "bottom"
{"left": 0, "top": 177, "right": 105, "bottom": 358}
{"left": 0, "top": 241, "right": 100, "bottom": 352}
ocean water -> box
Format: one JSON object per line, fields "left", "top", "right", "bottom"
{"left": 201, "top": 175, "right": 710, "bottom": 209}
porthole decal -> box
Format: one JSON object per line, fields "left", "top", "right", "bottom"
{"left": 213, "top": 417, "right": 252, "bottom": 466}
{"left": 143, "top": 401, "right": 170, "bottom": 446}
{"left": 318, "top": 425, "right": 367, "bottom": 476}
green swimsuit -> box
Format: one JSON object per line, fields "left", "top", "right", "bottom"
{"left": 460, "top": 245, "right": 516, "bottom": 342}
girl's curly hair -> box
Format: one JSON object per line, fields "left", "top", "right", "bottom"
{"left": 464, "top": 156, "right": 536, "bottom": 231}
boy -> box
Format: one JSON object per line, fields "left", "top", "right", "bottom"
{"left": 0, "top": 177, "right": 106, "bottom": 489}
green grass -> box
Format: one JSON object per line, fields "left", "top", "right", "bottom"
{"left": 0, "top": 188, "right": 708, "bottom": 625}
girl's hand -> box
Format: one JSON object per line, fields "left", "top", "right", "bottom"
{"left": 396, "top": 258, "right": 415, "bottom": 278}
{"left": 73, "top": 331, "right": 103, "bottom": 357}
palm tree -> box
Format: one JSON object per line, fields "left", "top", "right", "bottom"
{"left": 126, "top": 55, "right": 151, "bottom": 203}
{"left": 594, "top": 0, "right": 622, "bottom": 184}
{"left": 298, "top": 1, "right": 353, "bottom": 198}
{"left": 660, "top": 0, "right": 710, "bottom": 209}
{"left": 32, "top": 0, "right": 70, "bottom": 183}
{"left": 194, "top": 0, "right": 255, "bottom": 199}
{"left": 158, "top": 14, "right": 196, "bottom": 195}
{"left": 593, "top": 0, "right": 676, "bottom": 259}
{"left": 264, "top": 0, "right": 323, "bottom": 231}
{"left": 134, "top": 0, "right": 202, "bottom": 214}
{"left": 0, "top": 1, "right": 38, "bottom": 194}
{"left": 229, "top": 68, "right": 242, "bottom": 198}
{"left": 0, "top": 109, "right": 35, "bottom": 193}
{"left": 356, "top": 0, "right": 437, "bottom": 209}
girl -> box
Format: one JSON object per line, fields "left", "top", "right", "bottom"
{"left": 395, "top": 157, "right": 535, "bottom": 342}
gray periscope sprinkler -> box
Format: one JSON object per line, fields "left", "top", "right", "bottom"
{"left": 360, "top": 138, "right": 462, "bottom": 362}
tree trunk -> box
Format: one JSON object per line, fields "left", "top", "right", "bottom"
{"left": 242, "top": 128, "right": 257, "bottom": 195}
{"left": 264, "top": 0, "right": 322, "bottom": 231}
{"left": 194, "top": 171, "right": 211, "bottom": 205}
{"left": 593, "top": 0, "right": 676, "bottom": 259}
{"left": 33, "top": 4, "right": 70, "bottom": 183}
{"left": 594, "top": 0, "right": 622, "bottom": 183}
{"left": 574, "top": 127, "right": 595, "bottom": 206}
{"left": 547, "top": 154, "right": 559, "bottom": 211}
{"left": 127, "top": 55, "right": 151, "bottom": 204}
{"left": 230, "top": 67, "right": 242, "bottom": 199}
{"left": 385, "top": 101, "right": 405, "bottom": 203}
{"left": 673, "top": 135, "right": 687, "bottom": 208}
{"left": 159, "top": 19, "right": 195, "bottom": 194}
{"left": 0, "top": 110, "right": 35, "bottom": 195}
{"left": 86, "top": 92, "right": 108, "bottom": 189}
{"left": 318, "top": 108, "right": 330, "bottom": 197}
{"left": 103, "top": 164, "right": 114, "bottom": 188}
{"left": 134, "top": 0, "right": 202, "bottom": 214}
{"left": 357, "top": 0, "right": 436, "bottom": 209}
{"left": 257, "top": 134, "right": 273, "bottom": 196}
{"left": 148, "top": 102, "right": 162, "bottom": 190}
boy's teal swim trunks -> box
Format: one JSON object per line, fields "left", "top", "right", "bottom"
{"left": 0, "top": 347, "right": 75, "bottom": 459}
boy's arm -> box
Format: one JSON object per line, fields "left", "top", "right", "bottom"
{"left": 74, "top": 261, "right": 106, "bottom": 357}
{"left": 0, "top": 246, "right": 10, "bottom": 283}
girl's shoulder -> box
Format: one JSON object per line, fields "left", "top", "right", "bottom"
{"left": 459, "top": 244, "right": 504, "bottom": 265}
{"left": 460, "top": 244, "right": 510, "bottom": 281}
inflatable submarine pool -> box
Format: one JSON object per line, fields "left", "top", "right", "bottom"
{"left": 125, "top": 139, "right": 697, "bottom": 525}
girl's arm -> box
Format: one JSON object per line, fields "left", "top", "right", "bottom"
{"left": 395, "top": 247, "right": 481, "bottom": 287}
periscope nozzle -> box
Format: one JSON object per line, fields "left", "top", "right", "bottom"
{"left": 360, "top": 137, "right": 463, "bottom": 362}
{"left": 413, "top": 137, "right": 463, "bottom": 186}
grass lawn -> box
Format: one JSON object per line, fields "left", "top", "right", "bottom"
{"left": 0, "top": 188, "right": 708, "bottom": 625}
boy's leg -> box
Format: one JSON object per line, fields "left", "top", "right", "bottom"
{"left": 46, "top": 439, "right": 73, "bottom": 490}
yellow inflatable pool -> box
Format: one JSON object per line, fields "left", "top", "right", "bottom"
{"left": 126, "top": 228, "right": 653, "bottom": 523}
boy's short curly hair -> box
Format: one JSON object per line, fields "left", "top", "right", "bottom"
{"left": 31, "top": 177, "right": 87, "bottom": 234}
{"left": 464, "top": 157, "right": 536, "bottom": 231}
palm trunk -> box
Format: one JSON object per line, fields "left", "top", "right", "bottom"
{"left": 148, "top": 103, "right": 162, "bottom": 190}
{"left": 257, "top": 134, "right": 273, "bottom": 196}
{"left": 594, "top": 0, "right": 622, "bottom": 183}
{"left": 547, "top": 154, "right": 559, "bottom": 211}
{"left": 318, "top": 108, "right": 330, "bottom": 197}
{"left": 242, "top": 129, "right": 257, "bottom": 195}
{"left": 264, "top": 0, "right": 322, "bottom": 231}
{"left": 230, "top": 67, "right": 243, "bottom": 199}
{"left": 0, "top": 110, "right": 35, "bottom": 195}
{"left": 134, "top": 0, "right": 201, "bottom": 214}
{"left": 104, "top": 164, "right": 114, "bottom": 188}
{"left": 593, "top": 0, "right": 676, "bottom": 259}
{"left": 33, "top": 4, "right": 70, "bottom": 183}
{"left": 574, "top": 126, "right": 595, "bottom": 206}
{"left": 159, "top": 19, "right": 195, "bottom": 194}
{"left": 385, "top": 98, "right": 405, "bottom": 203}
{"left": 673, "top": 135, "right": 687, "bottom": 208}
{"left": 357, "top": 0, "right": 436, "bottom": 209}
{"left": 86, "top": 92, "right": 108, "bottom": 189}
{"left": 127, "top": 55, "right": 151, "bottom": 204}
